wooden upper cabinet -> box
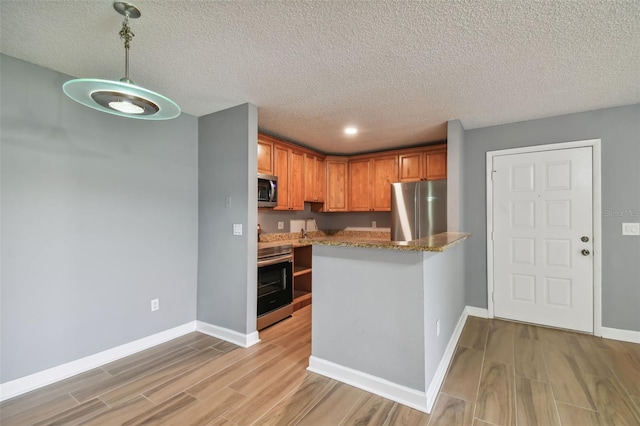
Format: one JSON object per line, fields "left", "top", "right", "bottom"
{"left": 304, "top": 153, "right": 325, "bottom": 203}
{"left": 324, "top": 157, "right": 349, "bottom": 212}
{"left": 259, "top": 132, "right": 445, "bottom": 213}
{"left": 289, "top": 150, "right": 305, "bottom": 210}
{"left": 348, "top": 158, "right": 371, "bottom": 211}
{"left": 398, "top": 152, "right": 423, "bottom": 182}
{"left": 424, "top": 149, "right": 447, "bottom": 180}
{"left": 316, "top": 157, "right": 325, "bottom": 203}
{"left": 398, "top": 144, "right": 447, "bottom": 182}
{"left": 273, "top": 144, "right": 305, "bottom": 211}
{"left": 273, "top": 144, "right": 290, "bottom": 210}
{"left": 371, "top": 155, "right": 398, "bottom": 211}
{"left": 257, "top": 137, "right": 274, "bottom": 175}
{"left": 348, "top": 155, "right": 397, "bottom": 211}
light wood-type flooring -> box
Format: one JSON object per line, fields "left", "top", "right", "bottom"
{"left": 2, "top": 307, "right": 639, "bottom": 425}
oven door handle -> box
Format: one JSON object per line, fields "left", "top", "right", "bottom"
{"left": 258, "top": 255, "right": 293, "bottom": 268}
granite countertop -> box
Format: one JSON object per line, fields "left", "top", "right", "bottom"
{"left": 258, "top": 232, "right": 470, "bottom": 252}
{"left": 307, "top": 232, "right": 470, "bottom": 252}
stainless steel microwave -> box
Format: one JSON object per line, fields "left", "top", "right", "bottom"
{"left": 258, "top": 173, "right": 278, "bottom": 208}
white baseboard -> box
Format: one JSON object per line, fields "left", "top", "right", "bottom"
{"left": 465, "top": 307, "right": 639, "bottom": 344}
{"left": 308, "top": 356, "right": 428, "bottom": 413}
{"left": 196, "top": 321, "right": 260, "bottom": 348}
{"left": 425, "top": 308, "right": 469, "bottom": 411}
{"left": 0, "top": 322, "right": 196, "bottom": 402}
{"left": 465, "top": 306, "right": 489, "bottom": 318}
{"left": 601, "top": 326, "right": 640, "bottom": 344}
{"left": 308, "top": 307, "right": 474, "bottom": 414}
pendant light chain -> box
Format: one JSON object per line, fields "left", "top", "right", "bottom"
{"left": 119, "top": 13, "right": 134, "bottom": 82}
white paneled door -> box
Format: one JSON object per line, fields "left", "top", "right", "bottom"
{"left": 491, "top": 147, "right": 594, "bottom": 332}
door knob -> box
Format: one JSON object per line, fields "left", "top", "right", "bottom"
{"left": 581, "top": 236, "right": 589, "bottom": 242}
{"left": 581, "top": 249, "right": 590, "bottom": 256}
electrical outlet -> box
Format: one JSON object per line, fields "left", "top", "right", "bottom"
{"left": 233, "top": 224, "right": 242, "bottom": 236}
{"left": 151, "top": 299, "right": 159, "bottom": 312}
{"left": 372, "top": 221, "right": 377, "bottom": 228}
{"left": 225, "top": 196, "right": 231, "bottom": 208}
{"left": 278, "top": 221, "right": 285, "bottom": 230}
{"left": 622, "top": 223, "right": 640, "bottom": 236}
{"left": 436, "top": 319, "right": 441, "bottom": 336}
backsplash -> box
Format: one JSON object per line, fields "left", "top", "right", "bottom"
{"left": 258, "top": 229, "right": 391, "bottom": 242}
{"left": 258, "top": 204, "right": 391, "bottom": 233}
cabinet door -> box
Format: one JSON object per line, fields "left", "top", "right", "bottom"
{"left": 290, "top": 150, "right": 305, "bottom": 210}
{"left": 398, "top": 152, "right": 422, "bottom": 182}
{"left": 325, "top": 158, "right": 348, "bottom": 212}
{"left": 316, "top": 157, "right": 325, "bottom": 202}
{"left": 425, "top": 149, "right": 447, "bottom": 180}
{"left": 257, "top": 139, "right": 274, "bottom": 175}
{"left": 304, "top": 154, "right": 326, "bottom": 203}
{"left": 371, "top": 155, "right": 398, "bottom": 211}
{"left": 303, "top": 154, "right": 320, "bottom": 202}
{"left": 273, "top": 145, "right": 290, "bottom": 210}
{"left": 348, "top": 159, "right": 371, "bottom": 211}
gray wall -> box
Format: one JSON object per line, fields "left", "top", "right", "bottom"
{"left": 311, "top": 242, "right": 466, "bottom": 398}
{"left": 197, "top": 103, "right": 258, "bottom": 334}
{"left": 463, "top": 104, "right": 640, "bottom": 331}
{"left": 422, "top": 243, "right": 466, "bottom": 391}
{"left": 447, "top": 120, "right": 464, "bottom": 232}
{"left": 312, "top": 246, "right": 426, "bottom": 390}
{"left": 0, "top": 55, "right": 199, "bottom": 382}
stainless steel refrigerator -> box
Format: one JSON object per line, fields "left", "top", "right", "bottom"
{"left": 391, "top": 180, "right": 447, "bottom": 241}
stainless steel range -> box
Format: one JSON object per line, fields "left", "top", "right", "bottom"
{"left": 257, "top": 244, "right": 293, "bottom": 330}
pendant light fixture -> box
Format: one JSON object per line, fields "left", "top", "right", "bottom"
{"left": 63, "top": 2, "right": 180, "bottom": 120}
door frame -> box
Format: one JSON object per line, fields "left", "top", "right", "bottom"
{"left": 486, "top": 139, "right": 602, "bottom": 336}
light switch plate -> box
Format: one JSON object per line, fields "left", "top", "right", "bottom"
{"left": 622, "top": 223, "right": 640, "bottom": 236}
{"left": 278, "top": 221, "right": 285, "bottom": 230}
{"left": 233, "top": 224, "right": 242, "bottom": 236}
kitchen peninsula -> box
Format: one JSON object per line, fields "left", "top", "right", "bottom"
{"left": 306, "top": 231, "right": 469, "bottom": 414}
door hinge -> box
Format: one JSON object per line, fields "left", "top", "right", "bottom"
{"left": 491, "top": 170, "right": 497, "bottom": 180}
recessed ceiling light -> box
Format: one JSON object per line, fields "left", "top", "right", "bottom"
{"left": 345, "top": 127, "right": 358, "bottom": 135}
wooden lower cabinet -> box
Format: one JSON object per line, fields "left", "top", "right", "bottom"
{"left": 293, "top": 245, "right": 312, "bottom": 311}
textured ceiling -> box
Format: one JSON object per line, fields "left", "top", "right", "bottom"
{"left": 1, "top": 1, "right": 639, "bottom": 154}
